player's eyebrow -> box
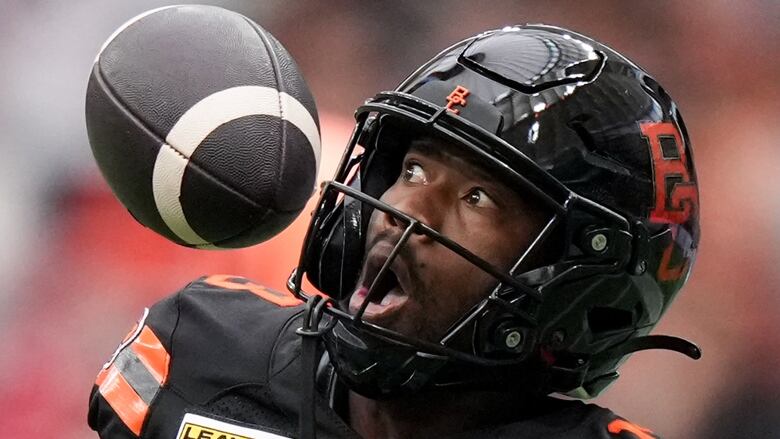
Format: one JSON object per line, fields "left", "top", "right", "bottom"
{"left": 408, "top": 139, "right": 497, "bottom": 184}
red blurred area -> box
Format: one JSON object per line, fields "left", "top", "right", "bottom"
{"left": 1, "top": 2, "right": 778, "bottom": 438}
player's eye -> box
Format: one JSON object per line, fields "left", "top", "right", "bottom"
{"left": 402, "top": 161, "right": 428, "bottom": 185}
{"left": 464, "top": 188, "right": 497, "bottom": 209}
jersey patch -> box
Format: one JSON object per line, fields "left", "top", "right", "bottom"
{"left": 176, "top": 413, "right": 292, "bottom": 439}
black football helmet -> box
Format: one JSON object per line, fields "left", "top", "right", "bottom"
{"left": 290, "top": 24, "right": 700, "bottom": 401}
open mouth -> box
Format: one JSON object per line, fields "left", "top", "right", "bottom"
{"left": 348, "top": 247, "right": 410, "bottom": 322}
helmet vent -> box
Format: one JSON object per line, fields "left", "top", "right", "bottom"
{"left": 459, "top": 31, "right": 606, "bottom": 94}
{"left": 587, "top": 307, "right": 633, "bottom": 334}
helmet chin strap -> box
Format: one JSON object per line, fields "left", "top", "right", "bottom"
{"left": 323, "top": 320, "right": 452, "bottom": 400}
{"left": 295, "top": 295, "right": 336, "bottom": 439}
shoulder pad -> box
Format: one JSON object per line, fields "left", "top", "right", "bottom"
{"left": 187, "top": 274, "right": 302, "bottom": 307}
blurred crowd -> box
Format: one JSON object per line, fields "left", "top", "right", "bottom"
{"left": 0, "top": 1, "right": 778, "bottom": 437}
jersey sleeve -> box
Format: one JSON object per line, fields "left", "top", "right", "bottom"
{"left": 87, "top": 275, "right": 305, "bottom": 438}
{"left": 88, "top": 285, "right": 180, "bottom": 438}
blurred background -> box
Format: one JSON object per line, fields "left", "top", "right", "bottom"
{"left": 0, "top": 0, "right": 778, "bottom": 437}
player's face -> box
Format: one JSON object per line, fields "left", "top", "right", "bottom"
{"left": 349, "top": 139, "right": 548, "bottom": 342}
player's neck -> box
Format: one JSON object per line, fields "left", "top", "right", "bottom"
{"left": 347, "top": 388, "right": 530, "bottom": 439}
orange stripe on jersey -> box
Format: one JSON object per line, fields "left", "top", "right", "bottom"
{"left": 98, "top": 364, "right": 148, "bottom": 435}
{"left": 608, "top": 419, "right": 657, "bottom": 439}
{"left": 204, "top": 274, "right": 302, "bottom": 307}
{"left": 130, "top": 326, "right": 170, "bottom": 384}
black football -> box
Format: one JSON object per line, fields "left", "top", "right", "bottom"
{"left": 86, "top": 5, "right": 320, "bottom": 248}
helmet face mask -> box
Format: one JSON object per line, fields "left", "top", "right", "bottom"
{"left": 290, "top": 24, "right": 700, "bottom": 400}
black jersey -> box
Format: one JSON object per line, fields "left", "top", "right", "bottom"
{"left": 88, "top": 275, "right": 660, "bottom": 439}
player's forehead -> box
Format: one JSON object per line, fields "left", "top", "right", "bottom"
{"left": 406, "top": 136, "right": 497, "bottom": 182}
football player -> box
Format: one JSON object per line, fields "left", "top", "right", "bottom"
{"left": 89, "top": 24, "right": 700, "bottom": 439}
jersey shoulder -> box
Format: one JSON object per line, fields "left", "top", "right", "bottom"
{"left": 88, "top": 275, "right": 306, "bottom": 438}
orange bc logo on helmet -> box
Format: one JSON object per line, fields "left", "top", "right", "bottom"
{"left": 641, "top": 121, "right": 699, "bottom": 282}
{"left": 445, "top": 85, "right": 470, "bottom": 114}
{"left": 640, "top": 121, "right": 698, "bottom": 225}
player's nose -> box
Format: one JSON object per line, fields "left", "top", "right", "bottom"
{"left": 381, "top": 185, "right": 445, "bottom": 242}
